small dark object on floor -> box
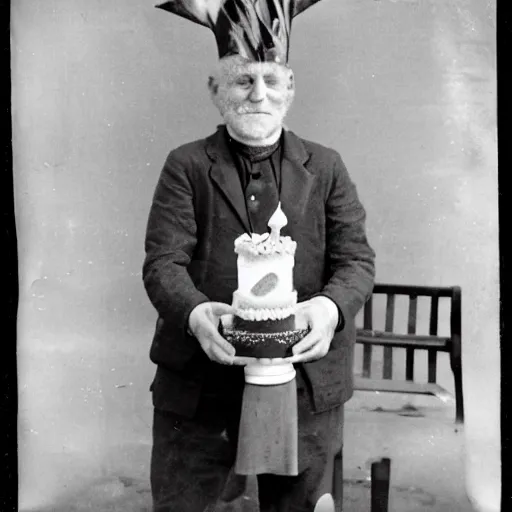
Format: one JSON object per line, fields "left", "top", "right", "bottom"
{"left": 371, "top": 457, "right": 391, "bottom": 512}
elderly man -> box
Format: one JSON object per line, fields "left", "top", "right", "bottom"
{"left": 143, "top": 1, "right": 375, "bottom": 511}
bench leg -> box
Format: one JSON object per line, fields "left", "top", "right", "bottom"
{"left": 332, "top": 448, "right": 343, "bottom": 511}
{"left": 450, "top": 353, "right": 464, "bottom": 424}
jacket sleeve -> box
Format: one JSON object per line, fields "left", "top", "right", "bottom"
{"left": 313, "top": 152, "right": 376, "bottom": 330}
{"left": 142, "top": 152, "right": 210, "bottom": 334}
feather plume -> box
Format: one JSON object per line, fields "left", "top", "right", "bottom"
{"left": 292, "top": 0, "right": 322, "bottom": 17}
{"left": 156, "top": 0, "right": 224, "bottom": 26}
{"left": 157, "top": 0, "right": 323, "bottom": 62}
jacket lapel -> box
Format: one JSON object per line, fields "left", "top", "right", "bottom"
{"left": 206, "top": 127, "right": 252, "bottom": 233}
{"left": 280, "top": 129, "right": 315, "bottom": 218}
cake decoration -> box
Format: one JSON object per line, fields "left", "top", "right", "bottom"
{"left": 223, "top": 203, "right": 309, "bottom": 367}
{"left": 251, "top": 272, "right": 279, "bottom": 296}
{"left": 234, "top": 232, "right": 296, "bottom": 258}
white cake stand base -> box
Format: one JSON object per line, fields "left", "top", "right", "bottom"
{"left": 244, "top": 362, "right": 296, "bottom": 385}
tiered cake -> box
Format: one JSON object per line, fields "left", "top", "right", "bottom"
{"left": 221, "top": 204, "right": 308, "bottom": 372}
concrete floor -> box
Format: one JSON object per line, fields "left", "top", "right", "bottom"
{"left": 342, "top": 392, "right": 471, "bottom": 511}
{"left": 21, "top": 385, "right": 472, "bottom": 512}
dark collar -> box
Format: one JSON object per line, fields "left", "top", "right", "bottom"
{"left": 227, "top": 132, "right": 281, "bottom": 163}
{"left": 205, "top": 125, "right": 311, "bottom": 167}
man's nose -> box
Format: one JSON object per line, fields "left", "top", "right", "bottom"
{"left": 248, "top": 77, "right": 267, "bottom": 102}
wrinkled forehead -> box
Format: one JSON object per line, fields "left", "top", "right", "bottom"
{"left": 214, "top": 56, "right": 293, "bottom": 83}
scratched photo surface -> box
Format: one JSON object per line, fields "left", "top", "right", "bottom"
{"left": 12, "top": 1, "right": 498, "bottom": 511}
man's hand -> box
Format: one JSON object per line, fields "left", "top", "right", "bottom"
{"left": 286, "top": 297, "right": 339, "bottom": 363}
{"left": 188, "top": 302, "right": 244, "bottom": 365}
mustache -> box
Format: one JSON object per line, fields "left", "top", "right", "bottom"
{"left": 235, "top": 106, "right": 272, "bottom": 114}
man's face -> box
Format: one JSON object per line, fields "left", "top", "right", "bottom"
{"left": 209, "top": 57, "right": 295, "bottom": 144}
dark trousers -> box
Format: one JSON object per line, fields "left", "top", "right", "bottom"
{"left": 150, "top": 379, "right": 344, "bottom": 512}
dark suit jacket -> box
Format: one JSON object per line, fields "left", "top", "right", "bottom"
{"left": 143, "top": 125, "right": 375, "bottom": 418}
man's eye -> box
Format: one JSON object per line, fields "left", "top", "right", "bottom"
{"left": 264, "top": 76, "right": 279, "bottom": 87}
{"left": 236, "top": 77, "right": 252, "bottom": 87}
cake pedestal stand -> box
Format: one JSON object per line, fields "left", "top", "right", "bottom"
{"left": 220, "top": 315, "right": 309, "bottom": 386}
{"left": 243, "top": 361, "right": 296, "bottom": 385}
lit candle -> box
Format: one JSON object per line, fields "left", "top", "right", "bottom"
{"left": 268, "top": 202, "right": 288, "bottom": 243}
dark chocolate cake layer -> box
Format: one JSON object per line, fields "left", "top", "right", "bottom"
{"left": 222, "top": 328, "right": 309, "bottom": 358}
{"left": 232, "top": 315, "right": 295, "bottom": 333}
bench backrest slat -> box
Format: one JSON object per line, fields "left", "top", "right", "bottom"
{"left": 362, "top": 295, "right": 373, "bottom": 378}
{"left": 428, "top": 295, "right": 440, "bottom": 383}
{"left": 405, "top": 295, "right": 418, "bottom": 381}
{"left": 383, "top": 294, "right": 395, "bottom": 379}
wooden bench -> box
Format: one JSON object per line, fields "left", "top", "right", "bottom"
{"left": 353, "top": 283, "right": 464, "bottom": 424}
{"left": 332, "top": 284, "right": 463, "bottom": 509}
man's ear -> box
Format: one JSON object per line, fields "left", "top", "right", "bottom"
{"left": 208, "top": 76, "right": 219, "bottom": 95}
{"left": 287, "top": 69, "right": 295, "bottom": 91}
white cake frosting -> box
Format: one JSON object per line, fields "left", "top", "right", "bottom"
{"left": 232, "top": 203, "right": 297, "bottom": 322}
{"left": 229, "top": 203, "right": 300, "bottom": 384}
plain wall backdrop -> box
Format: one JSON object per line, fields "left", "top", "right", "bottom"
{"left": 12, "top": 0, "right": 499, "bottom": 511}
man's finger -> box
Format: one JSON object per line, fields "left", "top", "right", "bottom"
{"left": 294, "top": 307, "right": 313, "bottom": 326}
{"left": 198, "top": 329, "right": 235, "bottom": 360}
{"left": 291, "top": 330, "right": 322, "bottom": 355}
{"left": 210, "top": 343, "right": 235, "bottom": 365}
{"left": 210, "top": 302, "right": 236, "bottom": 317}
{"left": 287, "top": 346, "right": 322, "bottom": 364}
{"left": 286, "top": 352, "right": 311, "bottom": 364}
{"left": 195, "top": 320, "right": 236, "bottom": 363}
{"left": 296, "top": 313, "right": 326, "bottom": 334}
{"left": 287, "top": 337, "right": 330, "bottom": 363}
{"left": 208, "top": 328, "right": 236, "bottom": 356}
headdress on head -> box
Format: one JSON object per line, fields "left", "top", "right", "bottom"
{"left": 156, "top": 0, "right": 323, "bottom": 64}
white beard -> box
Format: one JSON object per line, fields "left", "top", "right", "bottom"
{"left": 224, "top": 112, "right": 283, "bottom": 143}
